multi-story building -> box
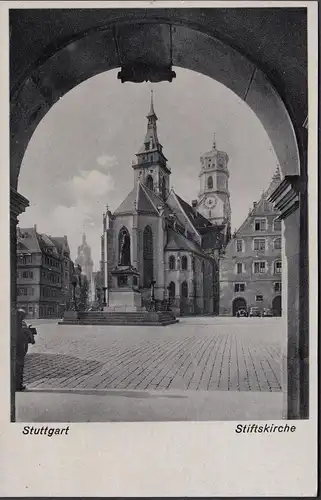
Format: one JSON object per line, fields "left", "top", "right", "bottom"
{"left": 219, "top": 169, "right": 282, "bottom": 316}
{"left": 16, "top": 226, "right": 71, "bottom": 318}
{"left": 50, "top": 235, "right": 73, "bottom": 314}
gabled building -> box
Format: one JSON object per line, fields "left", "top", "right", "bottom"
{"left": 219, "top": 169, "right": 283, "bottom": 316}
{"left": 100, "top": 93, "right": 230, "bottom": 315}
{"left": 16, "top": 226, "right": 71, "bottom": 318}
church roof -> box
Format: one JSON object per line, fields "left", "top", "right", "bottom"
{"left": 114, "top": 181, "right": 165, "bottom": 215}
{"left": 165, "top": 228, "right": 208, "bottom": 257}
{"left": 174, "top": 193, "right": 213, "bottom": 231}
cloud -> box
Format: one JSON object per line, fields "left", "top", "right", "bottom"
{"left": 96, "top": 154, "right": 118, "bottom": 168}
{"left": 67, "top": 169, "right": 116, "bottom": 201}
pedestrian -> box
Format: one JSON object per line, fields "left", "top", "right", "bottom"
{"left": 16, "top": 308, "right": 36, "bottom": 391}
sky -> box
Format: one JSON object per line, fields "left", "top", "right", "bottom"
{"left": 18, "top": 67, "right": 279, "bottom": 270}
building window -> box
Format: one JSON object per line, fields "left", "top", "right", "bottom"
{"left": 274, "top": 261, "right": 282, "bottom": 274}
{"left": 181, "top": 256, "right": 188, "bottom": 270}
{"left": 207, "top": 176, "right": 213, "bottom": 189}
{"left": 146, "top": 175, "right": 154, "bottom": 191}
{"left": 236, "top": 239, "right": 243, "bottom": 252}
{"left": 181, "top": 281, "right": 188, "bottom": 298}
{"left": 274, "top": 237, "right": 282, "bottom": 250}
{"left": 22, "top": 270, "right": 33, "bottom": 279}
{"left": 274, "top": 282, "right": 282, "bottom": 293}
{"left": 254, "top": 218, "right": 266, "bottom": 231}
{"left": 169, "top": 255, "right": 176, "bottom": 270}
{"left": 236, "top": 262, "right": 243, "bottom": 274}
{"left": 256, "top": 295, "right": 263, "bottom": 302}
{"left": 263, "top": 201, "right": 270, "bottom": 211}
{"left": 168, "top": 281, "right": 176, "bottom": 298}
{"left": 234, "top": 283, "right": 245, "bottom": 292}
{"left": 254, "top": 238, "right": 266, "bottom": 251}
{"left": 273, "top": 218, "right": 282, "bottom": 231}
{"left": 253, "top": 261, "right": 266, "bottom": 273}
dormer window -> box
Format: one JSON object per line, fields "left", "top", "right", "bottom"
{"left": 145, "top": 143, "right": 150, "bottom": 151}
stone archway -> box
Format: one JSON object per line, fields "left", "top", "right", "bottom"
{"left": 232, "top": 297, "right": 247, "bottom": 317}
{"left": 10, "top": 9, "right": 308, "bottom": 420}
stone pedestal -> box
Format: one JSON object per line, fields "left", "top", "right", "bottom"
{"left": 104, "top": 288, "right": 143, "bottom": 312}
{"left": 104, "top": 266, "right": 143, "bottom": 312}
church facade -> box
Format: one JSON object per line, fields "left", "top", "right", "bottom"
{"left": 100, "top": 94, "right": 230, "bottom": 315}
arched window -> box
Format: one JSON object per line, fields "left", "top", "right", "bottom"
{"left": 143, "top": 225, "right": 153, "bottom": 287}
{"left": 168, "top": 281, "right": 176, "bottom": 298}
{"left": 118, "top": 227, "right": 131, "bottom": 266}
{"left": 169, "top": 255, "right": 176, "bottom": 270}
{"left": 181, "top": 256, "right": 188, "bottom": 270}
{"left": 181, "top": 281, "right": 188, "bottom": 298}
{"left": 274, "top": 260, "right": 282, "bottom": 274}
{"left": 207, "top": 176, "right": 213, "bottom": 189}
{"left": 146, "top": 175, "right": 153, "bottom": 191}
{"left": 274, "top": 237, "right": 282, "bottom": 250}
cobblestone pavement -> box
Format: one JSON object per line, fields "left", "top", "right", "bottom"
{"left": 24, "top": 317, "right": 284, "bottom": 392}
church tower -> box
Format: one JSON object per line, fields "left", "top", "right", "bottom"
{"left": 132, "top": 91, "right": 171, "bottom": 200}
{"left": 197, "top": 134, "right": 231, "bottom": 235}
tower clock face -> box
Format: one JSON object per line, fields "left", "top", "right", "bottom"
{"left": 205, "top": 196, "right": 217, "bottom": 208}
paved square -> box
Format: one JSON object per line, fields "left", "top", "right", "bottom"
{"left": 24, "top": 317, "right": 284, "bottom": 393}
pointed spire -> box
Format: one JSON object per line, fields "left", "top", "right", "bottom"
{"left": 147, "top": 89, "right": 157, "bottom": 119}
{"left": 213, "top": 132, "right": 216, "bottom": 150}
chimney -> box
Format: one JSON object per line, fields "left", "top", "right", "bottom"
{"left": 253, "top": 202, "right": 257, "bottom": 209}
{"left": 34, "top": 224, "right": 37, "bottom": 232}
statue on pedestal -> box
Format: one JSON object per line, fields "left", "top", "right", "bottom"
{"left": 118, "top": 228, "right": 131, "bottom": 266}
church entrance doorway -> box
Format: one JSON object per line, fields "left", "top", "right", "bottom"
{"left": 232, "top": 297, "right": 247, "bottom": 317}
{"left": 272, "top": 295, "right": 282, "bottom": 317}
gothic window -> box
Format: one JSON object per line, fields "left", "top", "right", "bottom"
{"left": 146, "top": 175, "right": 154, "bottom": 191}
{"left": 168, "top": 281, "right": 176, "bottom": 298}
{"left": 169, "top": 255, "right": 176, "bottom": 270}
{"left": 207, "top": 176, "right": 213, "bottom": 189}
{"left": 118, "top": 227, "right": 131, "bottom": 266}
{"left": 143, "top": 225, "right": 153, "bottom": 287}
{"left": 181, "top": 256, "right": 188, "bottom": 270}
{"left": 181, "top": 281, "right": 188, "bottom": 298}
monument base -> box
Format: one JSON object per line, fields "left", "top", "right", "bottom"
{"left": 63, "top": 310, "right": 78, "bottom": 320}
{"left": 104, "top": 288, "right": 143, "bottom": 312}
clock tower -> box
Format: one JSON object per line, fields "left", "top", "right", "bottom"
{"left": 197, "top": 134, "right": 231, "bottom": 234}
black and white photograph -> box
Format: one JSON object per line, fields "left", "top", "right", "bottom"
{"left": 1, "top": 1, "right": 318, "bottom": 496}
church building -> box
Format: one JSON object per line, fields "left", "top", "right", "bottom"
{"left": 100, "top": 93, "right": 231, "bottom": 316}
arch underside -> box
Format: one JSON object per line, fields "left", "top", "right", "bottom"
{"left": 11, "top": 20, "right": 300, "bottom": 189}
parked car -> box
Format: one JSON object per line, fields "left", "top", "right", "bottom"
{"left": 236, "top": 307, "right": 248, "bottom": 317}
{"left": 262, "top": 308, "right": 273, "bottom": 317}
{"left": 249, "top": 306, "right": 261, "bottom": 317}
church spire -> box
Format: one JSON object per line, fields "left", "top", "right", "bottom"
{"left": 213, "top": 132, "right": 216, "bottom": 150}
{"left": 147, "top": 89, "right": 157, "bottom": 119}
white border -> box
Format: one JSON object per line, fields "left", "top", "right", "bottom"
{"left": 0, "top": 1, "right": 318, "bottom": 497}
